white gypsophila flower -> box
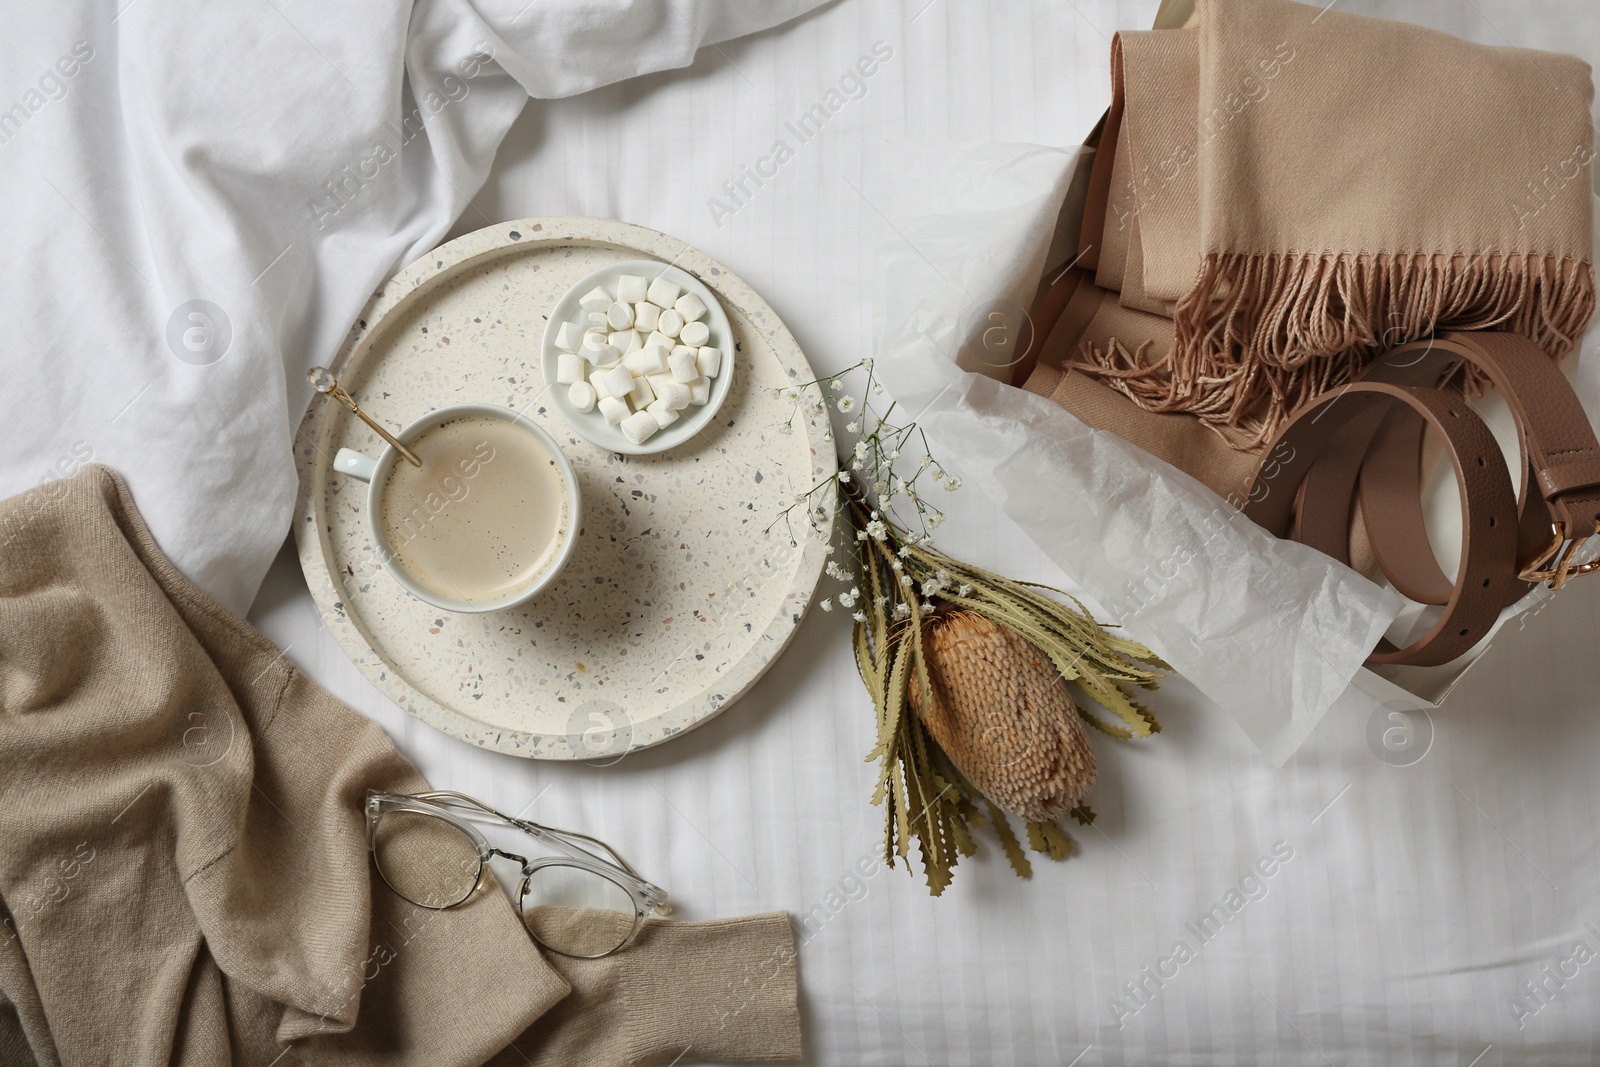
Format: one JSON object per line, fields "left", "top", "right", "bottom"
{"left": 856, "top": 529, "right": 868, "bottom": 541}
{"left": 873, "top": 481, "right": 886, "bottom": 495}
{"left": 874, "top": 595, "right": 889, "bottom": 608}
{"left": 895, "top": 602, "right": 911, "bottom": 618}
{"left": 921, "top": 578, "right": 941, "bottom": 597}
{"left": 890, "top": 449, "right": 900, "bottom": 459}
{"left": 782, "top": 387, "right": 801, "bottom": 402}
{"left": 778, "top": 422, "right": 793, "bottom": 435}
{"left": 824, "top": 543, "right": 834, "bottom": 555}
{"left": 846, "top": 421, "right": 860, "bottom": 434}
{"left": 837, "top": 470, "right": 851, "bottom": 483}
{"left": 818, "top": 598, "right": 833, "bottom": 611}
{"left": 899, "top": 574, "right": 913, "bottom": 588}
{"left": 928, "top": 513, "right": 944, "bottom": 528}
{"left": 836, "top": 396, "right": 856, "bottom": 413}
{"left": 890, "top": 559, "right": 903, "bottom": 572}
{"left": 936, "top": 570, "right": 952, "bottom": 584}
{"left": 866, "top": 519, "right": 888, "bottom": 541}
{"left": 958, "top": 584, "right": 972, "bottom": 597}
{"left": 853, "top": 610, "right": 867, "bottom": 623}
{"left": 922, "top": 602, "right": 935, "bottom": 614}
{"left": 854, "top": 440, "right": 870, "bottom": 460}
{"left": 851, "top": 458, "right": 864, "bottom": 471}
{"left": 920, "top": 455, "right": 933, "bottom": 469}
{"left": 873, "top": 383, "right": 884, "bottom": 395}
{"left": 830, "top": 379, "right": 844, "bottom": 392}
{"left": 944, "top": 477, "right": 961, "bottom": 492}
{"left": 898, "top": 545, "right": 911, "bottom": 558}
{"left": 861, "top": 357, "right": 874, "bottom": 370}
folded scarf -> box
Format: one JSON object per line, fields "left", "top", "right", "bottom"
{"left": 1075, "top": 0, "right": 1595, "bottom": 447}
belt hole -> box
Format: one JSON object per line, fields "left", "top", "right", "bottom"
{"left": 1458, "top": 627, "right": 1470, "bottom": 636}
{"left": 1476, "top": 456, "right": 1486, "bottom": 467}
{"left": 1488, "top": 517, "right": 1497, "bottom": 527}
{"left": 1482, "top": 578, "right": 1491, "bottom": 588}
{"left": 1449, "top": 409, "right": 1460, "bottom": 418}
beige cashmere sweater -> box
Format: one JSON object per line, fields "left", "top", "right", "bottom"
{"left": 0, "top": 465, "right": 801, "bottom": 1066}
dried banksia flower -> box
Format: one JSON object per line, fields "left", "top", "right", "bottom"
{"left": 910, "top": 610, "right": 1095, "bottom": 823}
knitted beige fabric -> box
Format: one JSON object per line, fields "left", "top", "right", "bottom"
{"left": 0, "top": 465, "right": 800, "bottom": 1066}
{"left": 1075, "top": 0, "right": 1596, "bottom": 447}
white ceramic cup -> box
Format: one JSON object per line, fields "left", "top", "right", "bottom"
{"left": 333, "top": 403, "right": 581, "bottom": 613}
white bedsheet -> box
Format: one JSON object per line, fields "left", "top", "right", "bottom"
{"left": 18, "top": 0, "right": 1600, "bottom": 1062}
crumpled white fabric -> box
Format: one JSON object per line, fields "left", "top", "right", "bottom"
{"left": 0, "top": 0, "right": 822, "bottom": 614}
{"left": 870, "top": 140, "right": 1404, "bottom": 763}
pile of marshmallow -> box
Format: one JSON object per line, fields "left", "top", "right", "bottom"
{"left": 553, "top": 272, "right": 725, "bottom": 447}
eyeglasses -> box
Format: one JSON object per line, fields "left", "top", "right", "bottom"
{"left": 365, "top": 790, "right": 670, "bottom": 959}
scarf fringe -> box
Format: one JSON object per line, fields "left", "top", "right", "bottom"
{"left": 1072, "top": 250, "right": 1596, "bottom": 450}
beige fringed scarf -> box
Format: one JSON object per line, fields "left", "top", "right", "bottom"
{"left": 1074, "top": 0, "right": 1596, "bottom": 448}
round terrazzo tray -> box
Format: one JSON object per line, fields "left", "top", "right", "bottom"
{"left": 292, "top": 217, "right": 834, "bottom": 759}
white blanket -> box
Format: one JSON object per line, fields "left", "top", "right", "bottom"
{"left": 0, "top": 0, "right": 822, "bottom": 614}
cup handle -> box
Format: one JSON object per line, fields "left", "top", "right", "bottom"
{"left": 334, "top": 448, "right": 379, "bottom": 483}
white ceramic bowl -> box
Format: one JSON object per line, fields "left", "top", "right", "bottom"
{"left": 540, "top": 258, "right": 735, "bottom": 455}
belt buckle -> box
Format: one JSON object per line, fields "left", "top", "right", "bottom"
{"left": 1520, "top": 520, "right": 1600, "bottom": 589}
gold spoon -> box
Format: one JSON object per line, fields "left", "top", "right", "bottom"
{"left": 307, "top": 366, "right": 423, "bottom": 468}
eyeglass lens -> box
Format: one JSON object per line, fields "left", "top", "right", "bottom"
{"left": 521, "top": 864, "right": 639, "bottom": 957}
{"left": 372, "top": 810, "right": 483, "bottom": 908}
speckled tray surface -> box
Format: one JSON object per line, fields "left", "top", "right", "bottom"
{"left": 292, "top": 217, "right": 834, "bottom": 759}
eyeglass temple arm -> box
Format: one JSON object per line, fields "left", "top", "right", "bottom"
{"left": 410, "top": 790, "right": 647, "bottom": 879}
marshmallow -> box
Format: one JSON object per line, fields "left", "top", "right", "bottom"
{"left": 600, "top": 364, "right": 635, "bottom": 400}
{"left": 608, "top": 329, "right": 641, "bottom": 353}
{"left": 568, "top": 381, "right": 597, "bottom": 412}
{"left": 556, "top": 352, "right": 587, "bottom": 385}
{"left": 620, "top": 409, "right": 659, "bottom": 445}
{"left": 554, "top": 321, "right": 584, "bottom": 352}
{"left": 627, "top": 374, "right": 654, "bottom": 409}
{"left": 646, "top": 399, "right": 680, "bottom": 429}
{"left": 584, "top": 343, "right": 620, "bottom": 367}
{"left": 606, "top": 301, "right": 634, "bottom": 330}
{"left": 696, "top": 346, "right": 721, "bottom": 378}
{"left": 657, "top": 308, "right": 684, "bottom": 338}
{"left": 689, "top": 377, "right": 711, "bottom": 405}
{"left": 658, "top": 380, "right": 692, "bottom": 410}
{"left": 674, "top": 293, "right": 706, "bottom": 323}
{"left": 646, "top": 372, "right": 675, "bottom": 398}
{"left": 587, "top": 312, "right": 609, "bottom": 326}
{"left": 668, "top": 347, "right": 699, "bottom": 382}
{"left": 579, "top": 286, "right": 612, "bottom": 311}
{"left": 617, "top": 274, "right": 647, "bottom": 303}
{"left": 624, "top": 345, "right": 668, "bottom": 375}
{"left": 645, "top": 330, "right": 675, "bottom": 351}
{"left": 679, "top": 320, "right": 710, "bottom": 347}
{"left": 647, "top": 277, "right": 681, "bottom": 307}
{"left": 633, "top": 302, "right": 661, "bottom": 332}
{"left": 598, "top": 395, "right": 630, "bottom": 425}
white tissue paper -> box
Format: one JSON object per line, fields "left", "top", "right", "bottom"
{"left": 870, "top": 140, "right": 1403, "bottom": 764}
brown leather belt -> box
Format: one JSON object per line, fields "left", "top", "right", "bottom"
{"left": 1242, "top": 330, "right": 1600, "bottom": 667}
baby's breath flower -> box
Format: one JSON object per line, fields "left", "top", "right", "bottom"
{"left": 936, "top": 569, "right": 952, "bottom": 584}
{"left": 874, "top": 595, "right": 889, "bottom": 608}
{"left": 899, "top": 574, "right": 913, "bottom": 588}
{"left": 782, "top": 387, "right": 801, "bottom": 402}
{"left": 957, "top": 584, "right": 972, "bottom": 597}
{"left": 836, "top": 396, "right": 856, "bottom": 413}
{"left": 824, "top": 544, "right": 834, "bottom": 555}
{"left": 928, "top": 513, "right": 945, "bottom": 529}
{"left": 890, "top": 559, "right": 904, "bottom": 572}
{"left": 818, "top": 598, "right": 833, "bottom": 612}
{"left": 921, "top": 578, "right": 942, "bottom": 597}
{"left": 830, "top": 379, "right": 844, "bottom": 392}
{"left": 778, "top": 422, "right": 793, "bottom": 435}
{"left": 873, "top": 383, "right": 885, "bottom": 395}
{"left": 852, "top": 610, "right": 867, "bottom": 623}
{"left": 856, "top": 529, "right": 868, "bottom": 541}
{"left": 860, "top": 357, "right": 874, "bottom": 370}
{"left": 898, "top": 545, "right": 911, "bottom": 558}
{"left": 890, "top": 449, "right": 900, "bottom": 459}
{"left": 846, "top": 421, "right": 860, "bottom": 434}
{"left": 920, "top": 455, "right": 934, "bottom": 469}
{"left": 854, "top": 440, "right": 870, "bottom": 460}
{"left": 872, "top": 480, "right": 887, "bottom": 495}
{"left": 837, "top": 470, "right": 851, "bottom": 484}
{"left": 894, "top": 602, "right": 911, "bottom": 618}
{"left": 866, "top": 519, "right": 888, "bottom": 541}
{"left": 943, "top": 476, "right": 961, "bottom": 492}
{"left": 921, "top": 602, "right": 935, "bottom": 614}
